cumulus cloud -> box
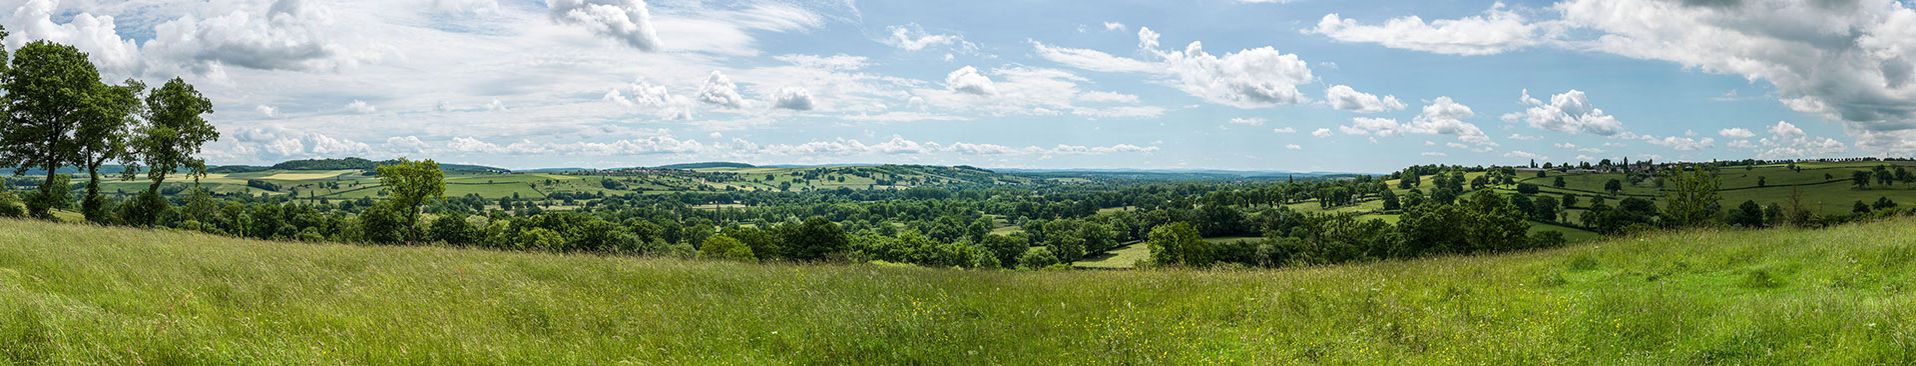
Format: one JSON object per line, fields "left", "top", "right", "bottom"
{"left": 1272, "top": 127, "right": 1296, "bottom": 133}
{"left": 1286, "top": 144, "right": 1303, "bottom": 150}
{"left": 1032, "top": 27, "right": 1315, "bottom": 109}
{"left": 944, "top": 66, "right": 996, "bottom": 96}
{"left": 1312, "top": 128, "right": 1333, "bottom": 137}
{"left": 773, "top": 87, "right": 815, "bottom": 111}
{"left": 1718, "top": 128, "right": 1755, "bottom": 138}
{"left": 1308, "top": 2, "right": 1543, "bottom": 56}
{"left": 1752, "top": 121, "right": 1848, "bottom": 159}
{"left": 227, "top": 126, "right": 372, "bottom": 160}
{"left": 547, "top": 0, "right": 662, "bottom": 51}
{"left": 3, "top": 0, "right": 141, "bottom": 75}
{"left": 1228, "top": 117, "right": 1266, "bottom": 126}
{"left": 256, "top": 105, "right": 279, "bottom": 118}
{"left": 1311, "top": 0, "right": 1916, "bottom": 154}
{"left": 143, "top": 0, "right": 376, "bottom": 73}
{"left": 1509, "top": 89, "right": 1624, "bottom": 136}
{"left": 1325, "top": 85, "right": 1406, "bottom": 113}
{"left": 697, "top": 71, "right": 746, "bottom": 108}
{"left": 605, "top": 80, "right": 694, "bottom": 119}
{"left": 1103, "top": 22, "right": 1127, "bottom": 31}
{"left": 1336, "top": 98, "right": 1492, "bottom": 146}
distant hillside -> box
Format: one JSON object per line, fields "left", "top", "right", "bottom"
{"left": 1000, "top": 168, "right": 1357, "bottom": 181}
{"left": 656, "top": 162, "right": 755, "bottom": 169}
{"left": 270, "top": 158, "right": 508, "bottom": 173}
{"left": 0, "top": 217, "right": 1910, "bottom": 363}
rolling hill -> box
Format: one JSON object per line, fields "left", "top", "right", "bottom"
{"left": 2, "top": 218, "right": 1912, "bottom": 363}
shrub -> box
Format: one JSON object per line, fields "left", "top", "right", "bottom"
{"left": 1016, "top": 247, "right": 1060, "bottom": 269}
{"left": 698, "top": 235, "right": 756, "bottom": 262}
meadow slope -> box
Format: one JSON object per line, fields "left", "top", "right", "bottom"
{"left": 2, "top": 219, "right": 1915, "bottom": 364}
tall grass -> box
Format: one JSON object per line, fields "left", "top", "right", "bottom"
{"left": 2, "top": 218, "right": 1914, "bottom": 364}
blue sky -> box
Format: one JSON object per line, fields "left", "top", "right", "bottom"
{"left": 4, "top": 0, "right": 1911, "bottom": 172}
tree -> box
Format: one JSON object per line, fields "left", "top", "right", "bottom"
{"left": 1461, "top": 190, "right": 1531, "bottom": 251}
{"left": 1016, "top": 247, "right": 1060, "bottom": 269}
{"left": 356, "top": 202, "right": 408, "bottom": 244}
{"left": 1532, "top": 195, "right": 1560, "bottom": 222}
{"left": 1603, "top": 179, "right": 1623, "bottom": 195}
{"left": 1853, "top": 200, "right": 1872, "bottom": 214}
{"left": 1, "top": 41, "right": 97, "bottom": 219}
{"left": 781, "top": 216, "right": 848, "bottom": 261}
{"left": 428, "top": 214, "right": 478, "bottom": 244}
{"left": 375, "top": 158, "right": 445, "bottom": 241}
{"left": 980, "top": 233, "right": 1027, "bottom": 268}
{"left": 1553, "top": 176, "right": 1566, "bottom": 188}
{"left": 1727, "top": 200, "right": 1765, "bottom": 228}
{"left": 1853, "top": 170, "right": 1873, "bottom": 189}
{"left": 126, "top": 78, "right": 218, "bottom": 226}
{"left": 1380, "top": 189, "right": 1400, "bottom": 211}
{"left": 75, "top": 80, "right": 144, "bottom": 223}
{"left": 1873, "top": 197, "right": 1898, "bottom": 211}
{"left": 1662, "top": 165, "right": 1720, "bottom": 228}
{"left": 1147, "top": 222, "right": 1213, "bottom": 267}
{"left": 698, "top": 234, "right": 756, "bottom": 262}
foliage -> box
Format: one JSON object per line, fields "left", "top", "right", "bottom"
{"left": 1147, "top": 222, "right": 1212, "bottom": 267}
{"left": 697, "top": 234, "right": 756, "bottom": 262}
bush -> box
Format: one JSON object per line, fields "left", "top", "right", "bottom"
{"left": 1016, "top": 247, "right": 1060, "bottom": 269}
{"left": 0, "top": 190, "right": 23, "bottom": 218}
{"left": 698, "top": 235, "right": 756, "bottom": 262}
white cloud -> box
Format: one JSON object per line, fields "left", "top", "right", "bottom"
{"left": 1077, "top": 91, "right": 1139, "bottom": 103}
{"left": 1754, "top": 121, "right": 1848, "bottom": 159}
{"left": 773, "top": 87, "right": 815, "bottom": 111}
{"left": 1272, "top": 127, "right": 1296, "bottom": 133}
{"left": 1312, "top": 128, "right": 1332, "bottom": 137}
{"left": 1285, "top": 144, "right": 1302, "bottom": 150}
{"left": 1324, "top": 84, "right": 1406, "bottom": 113}
{"left": 1503, "top": 150, "right": 1547, "bottom": 160}
{"left": 1643, "top": 135, "right": 1714, "bottom": 151}
{"left": 944, "top": 66, "right": 996, "bottom": 96}
{"left": 1029, "top": 40, "right": 1161, "bottom": 73}
{"left": 256, "top": 105, "right": 278, "bottom": 118}
{"left": 1421, "top": 152, "right": 1447, "bottom": 157}
{"left": 1507, "top": 133, "right": 1541, "bottom": 141}
{"left": 885, "top": 23, "right": 973, "bottom": 52}
{"left": 486, "top": 99, "right": 510, "bottom": 112}
{"left": 1718, "top": 128, "right": 1755, "bottom": 139}
{"left": 696, "top": 70, "right": 746, "bottom": 108}
{"left": 1033, "top": 27, "right": 1315, "bottom": 108}
{"left": 1103, "top": 22, "right": 1127, "bottom": 32}
{"left": 1308, "top": 2, "right": 1542, "bottom": 56}
{"left": 1511, "top": 89, "right": 1624, "bottom": 136}
{"left": 1228, "top": 117, "right": 1266, "bottom": 126}
{"left": 546, "top": 0, "right": 662, "bottom": 51}
{"left": 345, "top": 100, "right": 377, "bottom": 114}
{"left": 386, "top": 136, "right": 430, "bottom": 153}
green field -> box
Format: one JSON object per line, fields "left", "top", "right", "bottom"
{"left": 4, "top": 218, "right": 1915, "bottom": 363}
{"left": 1517, "top": 162, "right": 1916, "bottom": 217}
{"left": 73, "top": 164, "right": 1023, "bottom": 202}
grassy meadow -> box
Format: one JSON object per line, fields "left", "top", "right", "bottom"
{"left": 3, "top": 218, "right": 1915, "bottom": 363}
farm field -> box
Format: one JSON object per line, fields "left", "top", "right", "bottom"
{"left": 52, "top": 163, "right": 1030, "bottom": 202}
{"left": 4, "top": 217, "right": 1916, "bottom": 363}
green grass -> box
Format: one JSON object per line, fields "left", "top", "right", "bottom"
{"left": 5, "top": 219, "right": 1916, "bottom": 363}
{"left": 1072, "top": 241, "right": 1151, "bottom": 269}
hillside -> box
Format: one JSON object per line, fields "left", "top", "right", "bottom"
{"left": 3, "top": 219, "right": 1913, "bottom": 363}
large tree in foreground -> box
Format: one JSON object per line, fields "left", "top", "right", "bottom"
{"left": 1, "top": 41, "right": 99, "bottom": 219}
{"left": 375, "top": 158, "right": 445, "bottom": 241}
{"left": 126, "top": 77, "right": 217, "bottom": 226}
{"left": 75, "top": 80, "right": 144, "bottom": 223}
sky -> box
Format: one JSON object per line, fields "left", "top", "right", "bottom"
{"left": 3, "top": 0, "right": 1914, "bottom": 173}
